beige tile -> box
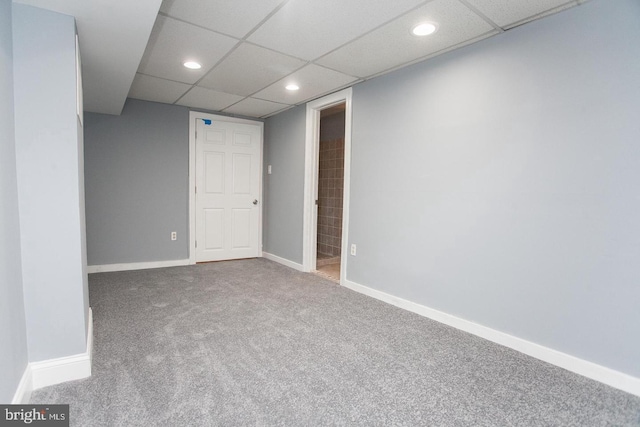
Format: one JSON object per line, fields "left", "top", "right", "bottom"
{"left": 315, "top": 262, "right": 340, "bottom": 283}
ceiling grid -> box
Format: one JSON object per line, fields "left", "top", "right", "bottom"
{"left": 15, "top": 0, "right": 586, "bottom": 117}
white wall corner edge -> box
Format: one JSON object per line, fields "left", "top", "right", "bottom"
{"left": 12, "top": 308, "right": 94, "bottom": 403}
{"left": 21, "top": 307, "right": 94, "bottom": 399}
{"left": 342, "top": 279, "right": 640, "bottom": 398}
{"left": 11, "top": 364, "right": 33, "bottom": 404}
{"left": 262, "top": 252, "right": 305, "bottom": 272}
{"left": 87, "top": 259, "right": 191, "bottom": 274}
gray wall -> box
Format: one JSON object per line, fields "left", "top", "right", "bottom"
{"left": 263, "top": 106, "right": 306, "bottom": 263}
{"left": 0, "top": 0, "right": 28, "bottom": 403}
{"left": 13, "top": 4, "right": 89, "bottom": 361}
{"left": 84, "top": 99, "right": 189, "bottom": 265}
{"left": 265, "top": 0, "right": 640, "bottom": 378}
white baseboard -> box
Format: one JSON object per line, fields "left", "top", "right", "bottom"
{"left": 86, "top": 306, "right": 94, "bottom": 365}
{"left": 262, "top": 252, "right": 305, "bottom": 272}
{"left": 11, "top": 365, "right": 33, "bottom": 404}
{"left": 88, "top": 259, "right": 191, "bottom": 274}
{"left": 343, "top": 279, "right": 640, "bottom": 398}
{"left": 30, "top": 307, "right": 94, "bottom": 391}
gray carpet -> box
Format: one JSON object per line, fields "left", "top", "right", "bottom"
{"left": 31, "top": 258, "right": 640, "bottom": 426}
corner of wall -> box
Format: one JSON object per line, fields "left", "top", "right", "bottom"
{"left": 29, "top": 307, "right": 94, "bottom": 392}
{"left": 10, "top": 365, "right": 32, "bottom": 404}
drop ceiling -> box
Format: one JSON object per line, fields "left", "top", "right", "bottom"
{"left": 15, "top": 0, "right": 588, "bottom": 118}
{"left": 13, "top": 0, "right": 162, "bottom": 115}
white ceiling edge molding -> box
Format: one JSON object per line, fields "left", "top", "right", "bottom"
{"left": 14, "top": 0, "right": 163, "bottom": 115}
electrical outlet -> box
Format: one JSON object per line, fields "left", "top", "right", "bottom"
{"left": 350, "top": 244, "right": 357, "bottom": 256}
{"left": 171, "top": 232, "right": 177, "bottom": 241}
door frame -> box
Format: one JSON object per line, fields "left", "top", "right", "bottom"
{"left": 188, "top": 111, "right": 264, "bottom": 264}
{"left": 302, "top": 88, "right": 353, "bottom": 285}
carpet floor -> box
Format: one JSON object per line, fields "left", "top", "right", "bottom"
{"left": 31, "top": 258, "right": 640, "bottom": 426}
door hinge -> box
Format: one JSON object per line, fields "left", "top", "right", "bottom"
{"left": 195, "top": 186, "right": 197, "bottom": 194}
{"left": 195, "top": 241, "right": 197, "bottom": 248}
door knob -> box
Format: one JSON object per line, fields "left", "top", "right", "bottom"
{"left": 253, "top": 199, "right": 258, "bottom": 205}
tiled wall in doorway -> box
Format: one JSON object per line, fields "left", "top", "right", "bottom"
{"left": 317, "top": 137, "right": 344, "bottom": 258}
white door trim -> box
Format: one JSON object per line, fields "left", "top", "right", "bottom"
{"left": 303, "top": 88, "right": 353, "bottom": 286}
{"left": 188, "top": 111, "right": 264, "bottom": 264}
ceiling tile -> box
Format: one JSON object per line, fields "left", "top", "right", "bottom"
{"left": 252, "top": 64, "right": 359, "bottom": 105}
{"left": 128, "top": 73, "right": 192, "bottom": 104}
{"left": 138, "top": 16, "right": 238, "bottom": 84}
{"left": 176, "top": 87, "right": 244, "bottom": 111}
{"left": 159, "top": 0, "right": 285, "bottom": 39}
{"left": 317, "top": 0, "right": 496, "bottom": 78}
{"left": 248, "top": 0, "right": 427, "bottom": 61}
{"left": 465, "top": 0, "right": 577, "bottom": 29}
{"left": 198, "top": 43, "right": 306, "bottom": 96}
{"left": 223, "top": 98, "right": 290, "bottom": 118}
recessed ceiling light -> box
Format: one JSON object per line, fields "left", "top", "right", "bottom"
{"left": 183, "top": 61, "right": 202, "bottom": 70}
{"left": 285, "top": 84, "right": 300, "bottom": 91}
{"left": 411, "top": 22, "right": 438, "bottom": 36}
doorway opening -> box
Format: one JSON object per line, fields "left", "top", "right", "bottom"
{"left": 302, "top": 88, "right": 352, "bottom": 285}
{"left": 315, "top": 103, "right": 346, "bottom": 282}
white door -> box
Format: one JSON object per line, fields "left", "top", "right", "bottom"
{"left": 195, "top": 117, "right": 262, "bottom": 262}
